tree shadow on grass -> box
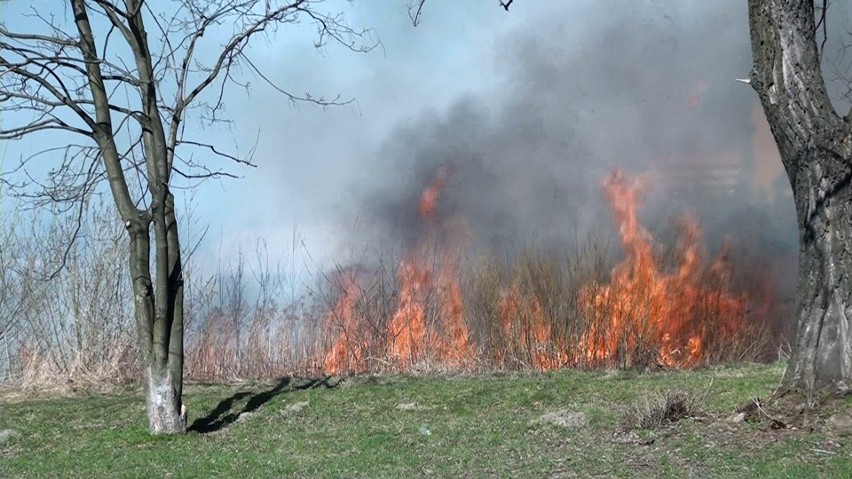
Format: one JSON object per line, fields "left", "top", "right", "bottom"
{"left": 189, "top": 376, "right": 339, "bottom": 433}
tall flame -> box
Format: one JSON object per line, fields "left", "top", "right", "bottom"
{"left": 497, "top": 286, "right": 567, "bottom": 371}
{"left": 579, "top": 170, "right": 748, "bottom": 367}
{"left": 387, "top": 259, "right": 429, "bottom": 365}
{"left": 322, "top": 167, "right": 758, "bottom": 374}
{"left": 323, "top": 269, "right": 367, "bottom": 374}
{"left": 326, "top": 166, "right": 473, "bottom": 374}
{"left": 389, "top": 165, "right": 473, "bottom": 368}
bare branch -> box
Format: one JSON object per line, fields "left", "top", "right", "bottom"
{"left": 48, "top": 174, "right": 94, "bottom": 280}
{"left": 0, "top": 53, "right": 98, "bottom": 129}
{"left": 177, "top": 139, "right": 257, "bottom": 167}
{"left": 409, "top": 0, "right": 514, "bottom": 26}
{"left": 816, "top": 0, "right": 829, "bottom": 59}
{"left": 408, "top": 0, "right": 427, "bottom": 27}
{"left": 241, "top": 53, "right": 351, "bottom": 107}
{"left": 172, "top": 165, "right": 240, "bottom": 180}
{"left": 0, "top": 26, "right": 77, "bottom": 47}
{"left": 0, "top": 117, "right": 92, "bottom": 140}
{"left": 179, "top": 2, "right": 308, "bottom": 111}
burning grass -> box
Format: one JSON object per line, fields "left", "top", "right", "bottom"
{"left": 1, "top": 168, "right": 788, "bottom": 388}
{"left": 317, "top": 169, "right": 782, "bottom": 376}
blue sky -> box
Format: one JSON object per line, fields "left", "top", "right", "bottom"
{"left": 1, "top": 1, "right": 806, "bottom": 288}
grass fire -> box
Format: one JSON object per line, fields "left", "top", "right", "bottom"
{"left": 320, "top": 167, "right": 776, "bottom": 376}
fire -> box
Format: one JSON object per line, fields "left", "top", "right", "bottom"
{"left": 323, "top": 268, "right": 367, "bottom": 374}
{"left": 432, "top": 261, "right": 473, "bottom": 365}
{"left": 325, "top": 166, "right": 474, "bottom": 374}
{"left": 418, "top": 165, "right": 447, "bottom": 217}
{"left": 578, "top": 170, "right": 748, "bottom": 367}
{"left": 388, "top": 165, "right": 473, "bottom": 368}
{"left": 322, "top": 167, "right": 758, "bottom": 375}
{"left": 387, "top": 260, "right": 429, "bottom": 365}
{"left": 497, "top": 286, "right": 567, "bottom": 371}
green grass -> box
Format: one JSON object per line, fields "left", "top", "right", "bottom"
{"left": 1, "top": 363, "right": 849, "bottom": 478}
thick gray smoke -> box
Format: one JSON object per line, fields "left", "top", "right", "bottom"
{"left": 352, "top": 0, "right": 799, "bottom": 268}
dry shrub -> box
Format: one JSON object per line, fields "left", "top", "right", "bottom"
{"left": 185, "top": 308, "right": 240, "bottom": 381}
{"left": 17, "top": 332, "right": 137, "bottom": 392}
{"left": 620, "top": 388, "right": 707, "bottom": 431}
{"left": 459, "top": 240, "right": 612, "bottom": 372}
{"left": 184, "top": 298, "right": 325, "bottom": 381}
{"left": 0, "top": 196, "right": 793, "bottom": 387}
{"left": 2, "top": 202, "right": 141, "bottom": 391}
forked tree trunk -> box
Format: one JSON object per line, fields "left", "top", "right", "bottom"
{"left": 70, "top": 0, "right": 187, "bottom": 434}
{"left": 749, "top": 0, "right": 852, "bottom": 392}
{"left": 128, "top": 202, "right": 186, "bottom": 435}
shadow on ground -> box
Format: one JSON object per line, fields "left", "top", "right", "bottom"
{"left": 189, "top": 376, "right": 339, "bottom": 433}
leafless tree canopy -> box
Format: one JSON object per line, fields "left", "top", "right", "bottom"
{"left": 1, "top": 0, "right": 375, "bottom": 210}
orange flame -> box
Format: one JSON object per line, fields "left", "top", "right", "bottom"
{"left": 388, "top": 165, "right": 473, "bottom": 369}
{"left": 322, "top": 167, "right": 757, "bottom": 375}
{"left": 325, "top": 166, "right": 473, "bottom": 374}
{"left": 579, "top": 170, "right": 748, "bottom": 367}
{"left": 387, "top": 259, "right": 429, "bottom": 365}
{"left": 497, "top": 286, "right": 567, "bottom": 371}
{"left": 323, "top": 269, "right": 367, "bottom": 374}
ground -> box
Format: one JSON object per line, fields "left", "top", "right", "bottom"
{"left": 0, "top": 363, "right": 850, "bottom": 478}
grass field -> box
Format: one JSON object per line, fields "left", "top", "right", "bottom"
{"left": 1, "top": 363, "right": 850, "bottom": 478}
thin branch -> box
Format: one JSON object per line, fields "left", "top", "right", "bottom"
{"left": 0, "top": 26, "right": 77, "bottom": 47}
{"left": 408, "top": 0, "right": 427, "bottom": 27}
{"left": 177, "top": 140, "right": 257, "bottom": 167}
{"left": 180, "top": 2, "right": 308, "bottom": 110}
{"left": 172, "top": 165, "right": 239, "bottom": 179}
{"left": 816, "top": 0, "right": 829, "bottom": 59}
{"left": 241, "top": 53, "right": 350, "bottom": 107}
{"left": 0, "top": 118, "right": 92, "bottom": 139}
{"left": 0, "top": 54, "right": 98, "bottom": 129}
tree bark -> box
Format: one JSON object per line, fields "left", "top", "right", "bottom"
{"left": 128, "top": 216, "right": 185, "bottom": 434}
{"left": 122, "top": 0, "right": 187, "bottom": 433}
{"left": 165, "top": 193, "right": 185, "bottom": 403}
{"left": 785, "top": 159, "right": 852, "bottom": 389}
{"left": 748, "top": 0, "right": 852, "bottom": 391}
{"left": 143, "top": 364, "right": 184, "bottom": 434}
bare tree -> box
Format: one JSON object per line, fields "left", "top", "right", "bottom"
{"left": 748, "top": 1, "right": 852, "bottom": 393}
{"left": 1, "top": 0, "right": 374, "bottom": 434}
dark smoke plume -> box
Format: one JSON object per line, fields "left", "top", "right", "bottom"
{"left": 334, "top": 0, "right": 829, "bottom": 316}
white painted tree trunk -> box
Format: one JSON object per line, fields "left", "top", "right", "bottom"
{"left": 144, "top": 366, "right": 186, "bottom": 434}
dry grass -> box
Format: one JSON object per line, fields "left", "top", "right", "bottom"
{"left": 620, "top": 387, "right": 708, "bottom": 431}
{"left": 2, "top": 238, "right": 788, "bottom": 388}
{"left": 311, "top": 236, "right": 783, "bottom": 376}
{"left": 13, "top": 334, "right": 137, "bottom": 393}
{"left": 0, "top": 201, "right": 792, "bottom": 389}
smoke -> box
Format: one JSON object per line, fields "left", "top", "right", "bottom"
{"left": 347, "top": 0, "right": 798, "bottom": 272}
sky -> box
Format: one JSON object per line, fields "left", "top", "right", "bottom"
{"left": 4, "top": 0, "right": 838, "bottom": 292}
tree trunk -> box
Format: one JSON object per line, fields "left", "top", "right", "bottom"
{"left": 128, "top": 215, "right": 186, "bottom": 435}
{"left": 784, "top": 154, "right": 852, "bottom": 390}
{"left": 164, "top": 193, "right": 185, "bottom": 404}
{"left": 748, "top": 0, "right": 852, "bottom": 392}
{"left": 143, "top": 363, "right": 185, "bottom": 434}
